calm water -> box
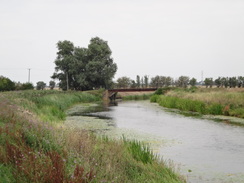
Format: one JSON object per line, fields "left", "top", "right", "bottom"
{"left": 68, "top": 101, "right": 244, "bottom": 183}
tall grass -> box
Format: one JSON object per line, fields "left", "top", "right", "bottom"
{"left": 0, "top": 90, "right": 185, "bottom": 183}
{"left": 123, "top": 93, "right": 152, "bottom": 100}
{"left": 152, "top": 88, "right": 244, "bottom": 118}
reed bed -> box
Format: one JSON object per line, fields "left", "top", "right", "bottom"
{"left": 0, "top": 90, "right": 185, "bottom": 183}
{"left": 122, "top": 93, "right": 152, "bottom": 100}
{"left": 151, "top": 87, "right": 244, "bottom": 118}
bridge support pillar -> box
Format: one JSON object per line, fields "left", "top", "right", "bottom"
{"left": 103, "top": 90, "right": 109, "bottom": 101}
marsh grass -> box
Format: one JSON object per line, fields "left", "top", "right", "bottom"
{"left": 152, "top": 88, "right": 244, "bottom": 118}
{"left": 122, "top": 137, "right": 157, "bottom": 164}
{"left": 0, "top": 90, "right": 185, "bottom": 183}
{"left": 123, "top": 93, "right": 152, "bottom": 100}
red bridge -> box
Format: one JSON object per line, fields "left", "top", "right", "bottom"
{"left": 104, "top": 88, "right": 158, "bottom": 101}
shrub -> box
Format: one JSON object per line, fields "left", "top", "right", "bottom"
{"left": 0, "top": 76, "right": 15, "bottom": 91}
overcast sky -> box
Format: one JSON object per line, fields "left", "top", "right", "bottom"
{"left": 1, "top": 0, "right": 244, "bottom": 85}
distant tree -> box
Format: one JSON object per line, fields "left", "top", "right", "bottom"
{"left": 189, "top": 78, "right": 197, "bottom": 87}
{"left": 221, "top": 77, "right": 229, "bottom": 88}
{"left": 136, "top": 75, "right": 141, "bottom": 88}
{"left": 0, "top": 76, "right": 15, "bottom": 91}
{"left": 176, "top": 76, "right": 189, "bottom": 88}
{"left": 131, "top": 80, "right": 137, "bottom": 88}
{"left": 36, "top": 81, "right": 46, "bottom": 90}
{"left": 141, "top": 77, "right": 144, "bottom": 88}
{"left": 144, "top": 75, "right": 149, "bottom": 88}
{"left": 150, "top": 76, "right": 161, "bottom": 87}
{"left": 229, "top": 77, "right": 238, "bottom": 88}
{"left": 214, "top": 77, "right": 221, "bottom": 88}
{"left": 116, "top": 77, "right": 131, "bottom": 88}
{"left": 165, "top": 76, "right": 173, "bottom": 87}
{"left": 238, "top": 76, "right": 244, "bottom": 88}
{"left": 204, "top": 78, "right": 213, "bottom": 88}
{"left": 21, "top": 83, "right": 34, "bottom": 90}
{"left": 14, "top": 82, "right": 22, "bottom": 90}
{"left": 49, "top": 80, "right": 56, "bottom": 90}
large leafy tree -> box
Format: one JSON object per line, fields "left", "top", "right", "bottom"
{"left": 86, "top": 37, "right": 117, "bottom": 89}
{"left": 52, "top": 40, "right": 75, "bottom": 90}
{"left": 52, "top": 37, "right": 117, "bottom": 90}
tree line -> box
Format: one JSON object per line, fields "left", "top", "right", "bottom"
{"left": 115, "top": 75, "right": 244, "bottom": 89}
{"left": 1, "top": 74, "right": 244, "bottom": 92}
{"left": 0, "top": 76, "right": 56, "bottom": 91}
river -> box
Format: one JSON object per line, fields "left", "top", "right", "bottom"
{"left": 66, "top": 101, "right": 244, "bottom": 183}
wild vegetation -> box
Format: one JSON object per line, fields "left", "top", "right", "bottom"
{"left": 151, "top": 87, "right": 244, "bottom": 118}
{"left": 0, "top": 90, "right": 184, "bottom": 183}
{"left": 122, "top": 93, "right": 152, "bottom": 101}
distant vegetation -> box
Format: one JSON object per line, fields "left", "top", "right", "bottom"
{"left": 115, "top": 75, "right": 244, "bottom": 89}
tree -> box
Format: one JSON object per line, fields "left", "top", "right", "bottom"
{"left": 214, "top": 77, "right": 221, "bottom": 88}
{"left": 229, "top": 77, "right": 238, "bottom": 88}
{"left": 176, "top": 76, "right": 189, "bottom": 88}
{"left": 238, "top": 76, "right": 244, "bottom": 88}
{"left": 49, "top": 81, "right": 56, "bottom": 90}
{"left": 150, "top": 76, "right": 161, "bottom": 87}
{"left": 0, "top": 76, "right": 15, "bottom": 91}
{"left": 165, "top": 76, "right": 173, "bottom": 87}
{"left": 204, "top": 78, "right": 213, "bottom": 88}
{"left": 116, "top": 77, "right": 132, "bottom": 88}
{"left": 189, "top": 78, "right": 197, "bottom": 87}
{"left": 131, "top": 80, "right": 137, "bottom": 88}
{"left": 86, "top": 37, "right": 117, "bottom": 89}
{"left": 144, "top": 75, "right": 149, "bottom": 88}
{"left": 52, "top": 40, "right": 75, "bottom": 90}
{"left": 136, "top": 75, "right": 141, "bottom": 88}
{"left": 21, "top": 83, "right": 34, "bottom": 90}
{"left": 36, "top": 81, "right": 46, "bottom": 90}
{"left": 222, "top": 77, "right": 229, "bottom": 88}
{"left": 52, "top": 37, "right": 117, "bottom": 90}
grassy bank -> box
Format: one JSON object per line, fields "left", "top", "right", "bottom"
{"left": 0, "top": 90, "right": 184, "bottom": 183}
{"left": 122, "top": 93, "right": 152, "bottom": 100}
{"left": 151, "top": 87, "right": 244, "bottom": 118}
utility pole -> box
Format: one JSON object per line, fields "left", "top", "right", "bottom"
{"left": 28, "top": 68, "right": 31, "bottom": 83}
{"left": 66, "top": 72, "right": 69, "bottom": 90}
{"left": 201, "top": 70, "right": 203, "bottom": 85}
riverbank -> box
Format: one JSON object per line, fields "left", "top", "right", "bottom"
{"left": 151, "top": 87, "right": 244, "bottom": 121}
{"left": 0, "top": 90, "right": 185, "bottom": 183}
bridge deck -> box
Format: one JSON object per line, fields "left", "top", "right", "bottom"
{"left": 108, "top": 88, "right": 157, "bottom": 92}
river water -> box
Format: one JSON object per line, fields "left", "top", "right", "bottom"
{"left": 66, "top": 101, "right": 244, "bottom": 183}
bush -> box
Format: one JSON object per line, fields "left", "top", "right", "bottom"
{"left": 0, "top": 76, "right": 15, "bottom": 91}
